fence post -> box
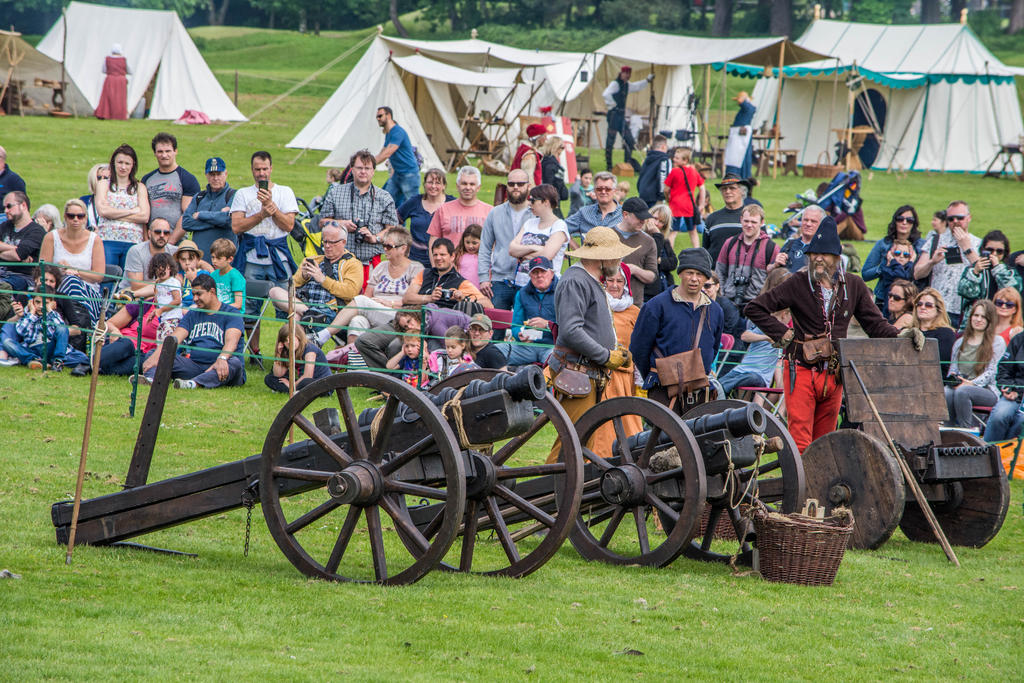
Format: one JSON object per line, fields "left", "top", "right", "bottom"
{"left": 129, "top": 305, "right": 145, "bottom": 417}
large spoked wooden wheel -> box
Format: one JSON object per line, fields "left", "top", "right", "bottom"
{"left": 899, "top": 430, "right": 1010, "bottom": 548}
{"left": 570, "top": 396, "right": 707, "bottom": 567}
{"left": 417, "top": 369, "right": 584, "bottom": 577}
{"left": 260, "top": 372, "right": 465, "bottom": 585}
{"left": 681, "top": 399, "right": 805, "bottom": 564}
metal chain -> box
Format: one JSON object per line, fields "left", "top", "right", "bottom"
{"left": 241, "top": 482, "right": 258, "bottom": 557}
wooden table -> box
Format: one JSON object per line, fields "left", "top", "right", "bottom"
{"left": 983, "top": 143, "right": 1024, "bottom": 181}
{"left": 833, "top": 126, "right": 882, "bottom": 171}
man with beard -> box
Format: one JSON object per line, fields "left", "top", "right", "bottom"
{"left": 479, "top": 169, "right": 533, "bottom": 309}
{"left": 545, "top": 226, "right": 635, "bottom": 462}
{"left": 745, "top": 216, "right": 920, "bottom": 452}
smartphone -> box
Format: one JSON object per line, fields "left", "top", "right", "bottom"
{"left": 944, "top": 245, "right": 963, "bottom": 265}
{"left": 258, "top": 180, "right": 269, "bottom": 192}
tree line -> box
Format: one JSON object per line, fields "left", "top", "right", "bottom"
{"left": 4, "top": 0, "right": 1023, "bottom": 39}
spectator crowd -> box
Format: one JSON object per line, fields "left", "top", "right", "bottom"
{"left": 2, "top": 112, "right": 1022, "bottom": 445}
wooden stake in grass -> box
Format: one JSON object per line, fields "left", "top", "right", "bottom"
{"left": 287, "top": 282, "right": 297, "bottom": 445}
{"left": 66, "top": 317, "right": 108, "bottom": 565}
{"left": 847, "top": 360, "right": 960, "bottom": 567}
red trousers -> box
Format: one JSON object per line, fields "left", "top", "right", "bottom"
{"left": 783, "top": 360, "right": 843, "bottom": 453}
{"left": 360, "top": 254, "right": 382, "bottom": 293}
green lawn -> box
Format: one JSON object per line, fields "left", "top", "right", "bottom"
{"left": 1, "top": 26, "right": 1024, "bottom": 680}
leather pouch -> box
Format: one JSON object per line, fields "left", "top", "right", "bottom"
{"left": 552, "top": 368, "right": 592, "bottom": 398}
{"left": 801, "top": 334, "right": 834, "bottom": 364}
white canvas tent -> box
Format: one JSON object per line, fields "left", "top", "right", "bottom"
{"left": 0, "top": 30, "right": 90, "bottom": 115}
{"left": 549, "top": 31, "right": 830, "bottom": 147}
{"left": 289, "top": 36, "right": 535, "bottom": 169}
{"left": 744, "top": 20, "right": 1024, "bottom": 172}
{"left": 36, "top": 1, "right": 245, "bottom": 121}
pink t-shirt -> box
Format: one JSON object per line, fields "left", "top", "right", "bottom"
{"left": 458, "top": 253, "right": 480, "bottom": 286}
{"left": 427, "top": 199, "right": 493, "bottom": 244}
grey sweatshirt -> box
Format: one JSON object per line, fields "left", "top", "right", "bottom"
{"left": 552, "top": 264, "right": 615, "bottom": 367}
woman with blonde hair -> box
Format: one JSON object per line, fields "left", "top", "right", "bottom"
{"left": 911, "top": 287, "right": 956, "bottom": 382}
{"left": 38, "top": 198, "right": 106, "bottom": 327}
{"left": 992, "top": 286, "right": 1023, "bottom": 345}
{"left": 643, "top": 203, "right": 677, "bottom": 300}
{"left": 540, "top": 136, "right": 569, "bottom": 217}
{"left": 945, "top": 299, "right": 1004, "bottom": 428}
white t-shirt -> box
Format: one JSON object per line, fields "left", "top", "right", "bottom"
{"left": 513, "top": 217, "right": 570, "bottom": 287}
{"left": 231, "top": 183, "right": 299, "bottom": 265}
{"left": 156, "top": 276, "right": 183, "bottom": 322}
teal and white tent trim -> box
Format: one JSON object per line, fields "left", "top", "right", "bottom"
{"left": 734, "top": 19, "right": 1024, "bottom": 173}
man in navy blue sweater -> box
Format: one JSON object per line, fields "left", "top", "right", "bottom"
{"left": 631, "top": 247, "right": 724, "bottom": 410}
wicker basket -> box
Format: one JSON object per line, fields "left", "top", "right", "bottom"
{"left": 698, "top": 503, "right": 738, "bottom": 540}
{"left": 753, "top": 501, "right": 854, "bottom": 586}
{"left": 802, "top": 151, "right": 843, "bottom": 179}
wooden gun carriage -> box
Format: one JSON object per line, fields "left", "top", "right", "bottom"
{"left": 801, "top": 338, "right": 1010, "bottom": 550}
{"left": 51, "top": 348, "right": 807, "bottom": 585}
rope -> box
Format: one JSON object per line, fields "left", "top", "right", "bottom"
{"left": 441, "top": 386, "right": 490, "bottom": 450}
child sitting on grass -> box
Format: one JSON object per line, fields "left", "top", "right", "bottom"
{"left": 426, "top": 325, "right": 477, "bottom": 384}
{"left": 265, "top": 320, "right": 331, "bottom": 393}
{"left": 150, "top": 252, "right": 183, "bottom": 343}
{"left": 209, "top": 238, "right": 246, "bottom": 309}
{"left": 0, "top": 286, "right": 72, "bottom": 370}
{"left": 386, "top": 334, "right": 427, "bottom": 387}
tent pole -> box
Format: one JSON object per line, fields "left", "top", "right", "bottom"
{"left": 772, "top": 42, "right": 785, "bottom": 179}
{"left": 845, "top": 64, "right": 856, "bottom": 172}
{"left": 720, "top": 62, "right": 726, "bottom": 170}
{"left": 984, "top": 62, "right": 1005, "bottom": 156}
{"left": 648, "top": 65, "right": 656, "bottom": 144}
{"left": 557, "top": 53, "right": 587, "bottom": 117}
{"left": 703, "top": 64, "right": 711, "bottom": 152}
{"left": 825, "top": 58, "right": 839, "bottom": 165}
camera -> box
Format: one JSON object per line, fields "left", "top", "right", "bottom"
{"left": 732, "top": 274, "right": 750, "bottom": 289}
{"left": 944, "top": 245, "right": 963, "bottom": 265}
{"left": 440, "top": 288, "right": 456, "bottom": 302}
{"left": 353, "top": 219, "right": 369, "bottom": 243}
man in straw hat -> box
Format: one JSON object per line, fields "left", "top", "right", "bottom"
{"left": 631, "top": 247, "right": 724, "bottom": 412}
{"left": 545, "top": 226, "right": 636, "bottom": 463}
{"left": 745, "top": 216, "right": 923, "bottom": 453}
{"left": 724, "top": 91, "right": 756, "bottom": 179}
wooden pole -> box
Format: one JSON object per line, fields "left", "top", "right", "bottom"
{"left": 648, "top": 66, "right": 656, "bottom": 144}
{"left": 287, "top": 282, "right": 296, "bottom": 445}
{"left": 772, "top": 42, "right": 786, "bottom": 179}
{"left": 845, "top": 63, "right": 856, "bottom": 172}
{"left": 66, "top": 316, "right": 108, "bottom": 564}
{"left": 847, "top": 360, "right": 960, "bottom": 567}
{"left": 702, "top": 64, "right": 711, "bottom": 152}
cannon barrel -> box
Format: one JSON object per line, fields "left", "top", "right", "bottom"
{"left": 683, "top": 403, "right": 767, "bottom": 438}
{"left": 434, "top": 365, "right": 546, "bottom": 404}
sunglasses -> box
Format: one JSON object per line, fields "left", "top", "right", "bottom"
{"left": 594, "top": 187, "right": 614, "bottom": 193}
{"left": 507, "top": 181, "right": 528, "bottom": 187}
{"left": 888, "top": 293, "right": 905, "bottom": 302}
{"left": 702, "top": 282, "right": 716, "bottom": 290}
{"left": 985, "top": 247, "right": 1006, "bottom": 255}
{"left": 946, "top": 214, "right": 968, "bottom": 221}
{"left": 323, "top": 238, "right": 345, "bottom": 245}
{"left": 381, "top": 243, "right": 398, "bottom": 250}
{"left": 916, "top": 301, "right": 936, "bottom": 309}
{"left": 892, "top": 251, "right": 912, "bottom": 258}
{"left": 65, "top": 213, "right": 86, "bottom": 220}
{"left": 994, "top": 299, "right": 1018, "bottom": 309}
{"left": 895, "top": 216, "right": 915, "bottom": 223}
{"left": 151, "top": 229, "right": 172, "bottom": 236}
{"left": 3, "top": 202, "right": 20, "bottom": 209}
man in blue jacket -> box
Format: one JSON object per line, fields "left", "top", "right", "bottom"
{"left": 508, "top": 256, "right": 558, "bottom": 367}
{"left": 636, "top": 135, "right": 670, "bottom": 208}
{"left": 630, "top": 247, "right": 724, "bottom": 410}
{"left": 183, "top": 157, "right": 236, "bottom": 261}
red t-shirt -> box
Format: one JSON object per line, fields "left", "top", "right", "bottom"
{"left": 664, "top": 166, "right": 705, "bottom": 218}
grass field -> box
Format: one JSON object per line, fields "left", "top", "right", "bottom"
{"left": 2, "top": 26, "right": 1024, "bottom": 681}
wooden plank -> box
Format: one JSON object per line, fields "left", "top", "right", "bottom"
{"left": 125, "top": 337, "right": 178, "bottom": 488}
{"left": 839, "top": 338, "right": 949, "bottom": 424}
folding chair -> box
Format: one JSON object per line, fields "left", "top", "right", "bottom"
{"left": 483, "top": 307, "right": 514, "bottom": 342}
{"left": 98, "top": 265, "right": 123, "bottom": 319}
{"left": 243, "top": 279, "right": 275, "bottom": 371}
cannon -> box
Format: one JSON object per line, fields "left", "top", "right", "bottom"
{"left": 52, "top": 350, "right": 807, "bottom": 583}
{"left": 800, "top": 338, "right": 1010, "bottom": 550}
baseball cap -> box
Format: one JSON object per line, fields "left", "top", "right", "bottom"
{"left": 468, "top": 313, "right": 492, "bottom": 331}
{"left": 621, "top": 197, "right": 653, "bottom": 221}
{"left": 528, "top": 256, "right": 554, "bottom": 272}
{"left": 205, "top": 157, "right": 226, "bottom": 173}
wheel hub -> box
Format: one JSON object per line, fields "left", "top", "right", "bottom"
{"left": 327, "top": 461, "right": 383, "bottom": 505}
{"left": 600, "top": 464, "right": 647, "bottom": 507}
{"left": 464, "top": 451, "right": 497, "bottom": 500}
{"left": 828, "top": 482, "right": 852, "bottom": 505}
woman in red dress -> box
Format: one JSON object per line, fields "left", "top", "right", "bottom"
{"left": 95, "top": 44, "right": 129, "bottom": 120}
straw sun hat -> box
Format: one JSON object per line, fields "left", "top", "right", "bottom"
{"left": 565, "top": 226, "right": 638, "bottom": 260}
